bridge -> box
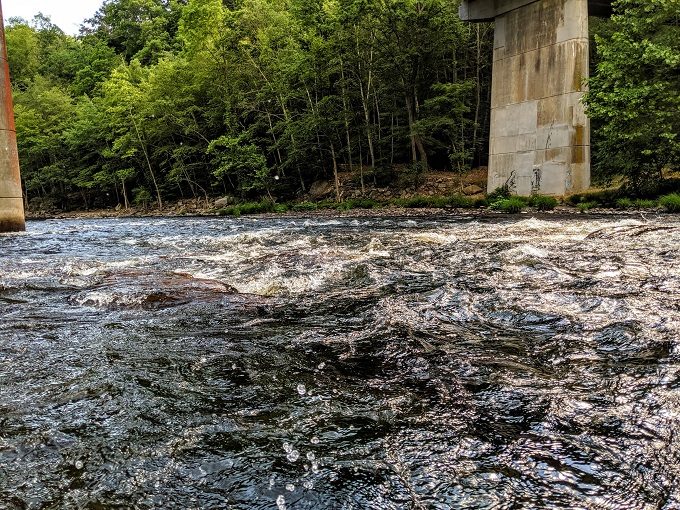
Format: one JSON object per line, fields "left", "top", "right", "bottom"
{"left": 460, "top": 0, "right": 612, "bottom": 195}
{"left": 0, "top": 0, "right": 24, "bottom": 232}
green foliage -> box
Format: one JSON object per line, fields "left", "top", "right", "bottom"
{"left": 487, "top": 186, "right": 511, "bottom": 202}
{"left": 614, "top": 197, "right": 657, "bottom": 209}
{"left": 9, "top": 0, "right": 678, "bottom": 213}
{"left": 238, "top": 200, "right": 275, "bottom": 214}
{"left": 208, "top": 134, "right": 270, "bottom": 194}
{"left": 634, "top": 199, "right": 657, "bottom": 209}
{"left": 336, "top": 199, "right": 380, "bottom": 211}
{"left": 133, "top": 186, "right": 152, "bottom": 207}
{"left": 8, "top": 0, "right": 494, "bottom": 211}
{"left": 390, "top": 194, "right": 473, "bottom": 209}
{"left": 566, "top": 189, "right": 621, "bottom": 207}
{"left": 81, "top": 0, "right": 185, "bottom": 64}
{"left": 291, "top": 201, "right": 319, "bottom": 212}
{"left": 397, "top": 162, "right": 427, "bottom": 189}
{"left": 659, "top": 194, "right": 680, "bottom": 213}
{"left": 490, "top": 197, "right": 526, "bottom": 214}
{"left": 447, "top": 195, "right": 475, "bottom": 208}
{"left": 218, "top": 200, "right": 276, "bottom": 216}
{"left": 615, "top": 197, "right": 634, "bottom": 209}
{"left": 585, "top": 0, "right": 680, "bottom": 190}
{"left": 527, "top": 195, "right": 558, "bottom": 211}
{"left": 577, "top": 201, "right": 599, "bottom": 213}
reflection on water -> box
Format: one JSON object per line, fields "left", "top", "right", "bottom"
{"left": 1, "top": 214, "right": 679, "bottom": 509}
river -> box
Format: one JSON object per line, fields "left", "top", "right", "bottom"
{"left": 1, "top": 214, "right": 679, "bottom": 509}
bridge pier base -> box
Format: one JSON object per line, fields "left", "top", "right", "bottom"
{"left": 0, "top": 2, "right": 24, "bottom": 233}
{"left": 462, "top": 0, "right": 591, "bottom": 196}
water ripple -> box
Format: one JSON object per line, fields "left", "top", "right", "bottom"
{"left": 1, "top": 214, "right": 679, "bottom": 508}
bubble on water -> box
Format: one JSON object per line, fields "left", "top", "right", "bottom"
{"left": 74, "top": 460, "right": 84, "bottom": 470}
{"left": 269, "top": 476, "right": 276, "bottom": 489}
{"left": 286, "top": 483, "right": 295, "bottom": 492}
{"left": 303, "top": 480, "right": 314, "bottom": 489}
{"left": 287, "top": 450, "right": 300, "bottom": 462}
{"left": 297, "top": 383, "right": 307, "bottom": 396}
{"left": 310, "top": 436, "right": 320, "bottom": 445}
{"left": 276, "top": 495, "right": 287, "bottom": 510}
{"left": 283, "top": 442, "right": 293, "bottom": 453}
{"left": 311, "top": 461, "right": 320, "bottom": 474}
{"left": 317, "top": 362, "right": 326, "bottom": 370}
{"left": 306, "top": 452, "right": 315, "bottom": 461}
{"left": 232, "top": 363, "right": 237, "bottom": 370}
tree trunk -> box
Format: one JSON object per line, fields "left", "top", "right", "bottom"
{"left": 331, "top": 141, "right": 340, "bottom": 202}
{"left": 339, "top": 58, "right": 354, "bottom": 180}
{"left": 405, "top": 94, "right": 418, "bottom": 163}
{"left": 121, "top": 178, "right": 130, "bottom": 210}
{"left": 130, "top": 112, "right": 162, "bottom": 209}
{"left": 404, "top": 93, "right": 428, "bottom": 168}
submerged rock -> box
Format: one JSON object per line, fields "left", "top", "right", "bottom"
{"left": 71, "top": 269, "right": 241, "bottom": 309}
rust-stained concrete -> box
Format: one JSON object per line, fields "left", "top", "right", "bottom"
{"left": 0, "top": 0, "right": 25, "bottom": 232}
{"left": 461, "top": 0, "right": 611, "bottom": 196}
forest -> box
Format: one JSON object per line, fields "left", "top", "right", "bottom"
{"left": 5, "top": 0, "right": 679, "bottom": 211}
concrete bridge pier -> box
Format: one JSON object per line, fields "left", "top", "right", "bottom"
{"left": 461, "top": 0, "right": 594, "bottom": 196}
{"left": 0, "top": 1, "right": 25, "bottom": 232}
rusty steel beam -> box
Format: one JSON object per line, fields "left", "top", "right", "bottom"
{"left": 0, "top": 0, "right": 25, "bottom": 232}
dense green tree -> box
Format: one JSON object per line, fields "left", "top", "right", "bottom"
{"left": 81, "top": 0, "right": 186, "bottom": 64}
{"left": 8, "top": 0, "right": 495, "bottom": 210}
{"left": 14, "top": 78, "right": 76, "bottom": 206}
{"left": 585, "top": 0, "right": 680, "bottom": 192}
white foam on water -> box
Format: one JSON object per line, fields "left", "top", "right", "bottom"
{"left": 302, "top": 219, "right": 342, "bottom": 227}
{"left": 512, "top": 217, "right": 557, "bottom": 230}
{"left": 410, "top": 231, "right": 459, "bottom": 245}
{"left": 502, "top": 244, "right": 549, "bottom": 262}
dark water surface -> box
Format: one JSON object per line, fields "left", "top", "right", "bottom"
{"left": 1, "top": 215, "right": 679, "bottom": 509}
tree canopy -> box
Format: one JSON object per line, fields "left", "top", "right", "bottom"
{"left": 8, "top": 0, "right": 492, "bottom": 210}
{"left": 585, "top": 0, "right": 680, "bottom": 192}
{"left": 7, "top": 0, "right": 677, "bottom": 210}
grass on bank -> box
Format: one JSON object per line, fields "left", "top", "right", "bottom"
{"left": 570, "top": 191, "right": 680, "bottom": 213}
{"left": 659, "top": 193, "right": 680, "bottom": 213}
{"left": 216, "top": 192, "right": 566, "bottom": 217}
{"left": 566, "top": 177, "right": 680, "bottom": 212}
{"left": 490, "top": 196, "right": 527, "bottom": 213}
{"left": 215, "top": 189, "right": 680, "bottom": 218}
{"left": 217, "top": 194, "right": 484, "bottom": 216}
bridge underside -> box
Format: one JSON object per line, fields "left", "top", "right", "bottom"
{"left": 461, "top": 0, "right": 612, "bottom": 196}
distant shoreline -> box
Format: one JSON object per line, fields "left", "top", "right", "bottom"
{"left": 25, "top": 205, "right": 658, "bottom": 222}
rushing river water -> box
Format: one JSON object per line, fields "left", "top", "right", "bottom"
{"left": 1, "top": 214, "right": 679, "bottom": 509}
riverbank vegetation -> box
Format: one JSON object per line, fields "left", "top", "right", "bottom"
{"left": 584, "top": 0, "right": 679, "bottom": 195}
{"left": 8, "top": 0, "right": 493, "bottom": 212}
{"left": 6, "top": 0, "right": 679, "bottom": 213}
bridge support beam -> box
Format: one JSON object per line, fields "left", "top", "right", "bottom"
{"left": 0, "top": 1, "right": 25, "bottom": 232}
{"left": 462, "top": 0, "right": 591, "bottom": 196}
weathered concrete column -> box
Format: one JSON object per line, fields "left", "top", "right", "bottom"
{"left": 0, "top": 0, "right": 25, "bottom": 232}
{"left": 462, "top": 0, "right": 591, "bottom": 196}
